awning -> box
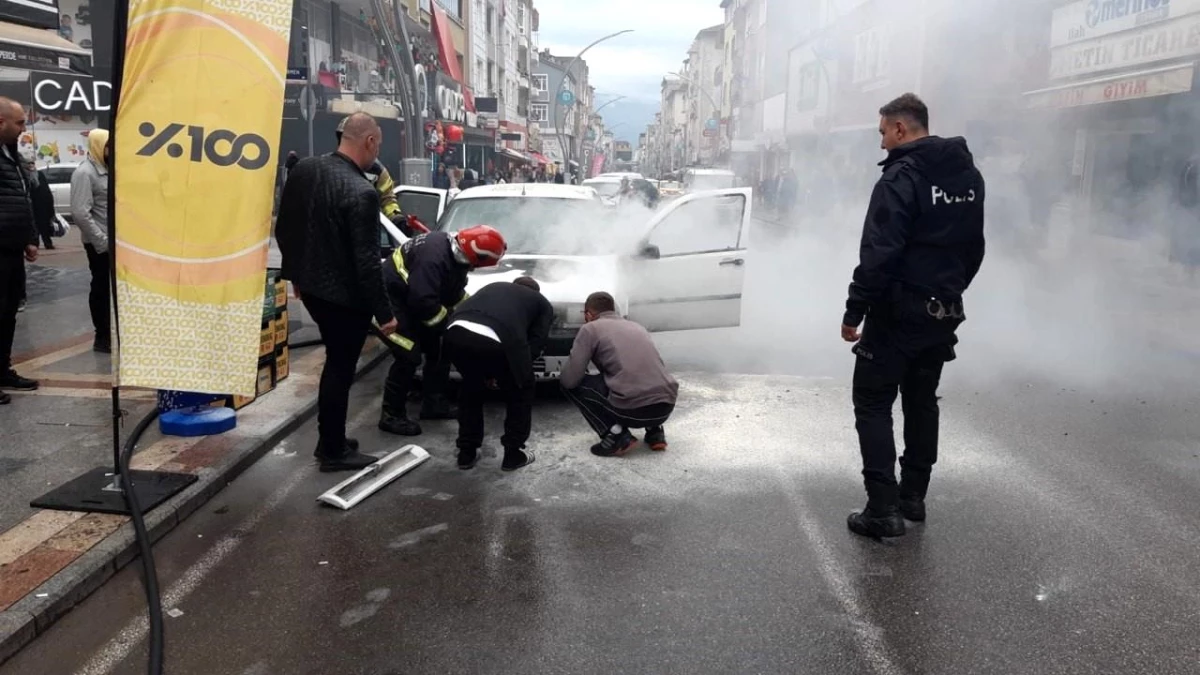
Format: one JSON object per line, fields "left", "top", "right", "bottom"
{"left": 0, "top": 21, "right": 90, "bottom": 74}
{"left": 1023, "top": 62, "right": 1196, "bottom": 110}
{"left": 529, "top": 151, "right": 550, "bottom": 165}
{"left": 499, "top": 148, "right": 531, "bottom": 163}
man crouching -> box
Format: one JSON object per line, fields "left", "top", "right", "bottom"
{"left": 561, "top": 292, "right": 678, "bottom": 456}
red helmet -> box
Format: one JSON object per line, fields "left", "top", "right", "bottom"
{"left": 455, "top": 225, "right": 506, "bottom": 268}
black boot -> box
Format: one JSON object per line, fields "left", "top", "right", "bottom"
{"left": 899, "top": 467, "right": 930, "bottom": 522}
{"left": 94, "top": 337, "right": 112, "bottom": 354}
{"left": 501, "top": 446, "right": 535, "bottom": 472}
{"left": 847, "top": 505, "right": 906, "bottom": 539}
{"left": 419, "top": 395, "right": 458, "bottom": 420}
{"left": 379, "top": 411, "right": 422, "bottom": 436}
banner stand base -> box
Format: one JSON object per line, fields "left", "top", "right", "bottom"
{"left": 30, "top": 467, "right": 198, "bottom": 516}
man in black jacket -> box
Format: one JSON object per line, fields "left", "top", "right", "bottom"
{"left": 0, "top": 97, "right": 39, "bottom": 404}
{"left": 378, "top": 225, "right": 506, "bottom": 436}
{"left": 444, "top": 277, "right": 552, "bottom": 472}
{"left": 277, "top": 112, "right": 398, "bottom": 471}
{"left": 841, "top": 93, "right": 985, "bottom": 539}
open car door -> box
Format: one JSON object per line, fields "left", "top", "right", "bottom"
{"left": 380, "top": 185, "right": 448, "bottom": 255}
{"left": 623, "top": 188, "right": 752, "bottom": 332}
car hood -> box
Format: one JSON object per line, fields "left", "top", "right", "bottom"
{"left": 467, "top": 254, "right": 621, "bottom": 305}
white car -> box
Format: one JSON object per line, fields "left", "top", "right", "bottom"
{"left": 581, "top": 177, "right": 623, "bottom": 205}
{"left": 380, "top": 182, "right": 752, "bottom": 380}
{"left": 41, "top": 163, "right": 79, "bottom": 219}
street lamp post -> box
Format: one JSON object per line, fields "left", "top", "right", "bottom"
{"left": 552, "top": 29, "right": 633, "bottom": 173}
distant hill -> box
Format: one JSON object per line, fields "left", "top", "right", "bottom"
{"left": 594, "top": 98, "right": 658, "bottom": 145}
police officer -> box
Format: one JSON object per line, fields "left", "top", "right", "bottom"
{"left": 378, "top": 225, "right": 507, "bottom": 436}
{"left": 335, "top": 116, "right": 412, "bottom": 235}
{"left": 841, "top": 93, "right": 986, "bottom": 539}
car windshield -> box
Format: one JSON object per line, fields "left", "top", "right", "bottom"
{"left": 438, "top": 196, "right": 619, "bottom": 255}
{"left": 584, "top": 181, "right": 622, "bottom": 197}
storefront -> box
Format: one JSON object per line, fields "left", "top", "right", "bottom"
{"left": 1022, "top": 0, "right": 1200, "bottom": 243}
{"left": 0, "top": 3, "right": 100, "bottom": 167}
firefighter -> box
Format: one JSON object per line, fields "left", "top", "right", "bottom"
{"left": 379, "top": 225, "right": 507, "bottom": 435}
{"left": 335, "top": 116, "right": 413, "bottom": 235}
{"left": 842, "top": 93, "right": 985, "bottom": 540}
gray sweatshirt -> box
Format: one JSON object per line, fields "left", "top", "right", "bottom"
{"left": 561, "top": 312, "right": 679, "bottom": 409}
{"left": 70, "top": 157, "right": 109, "bottom": 253}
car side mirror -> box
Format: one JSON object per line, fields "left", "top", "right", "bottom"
{"left": 639, "top": 242, "right": 661, "bottom": 259}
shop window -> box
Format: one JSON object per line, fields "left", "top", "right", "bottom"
{"left": 853, "top": 28, "right": 889, "bottom": 84}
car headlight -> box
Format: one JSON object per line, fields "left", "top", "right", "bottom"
{"left": 554, "top": 302, "right": 586, "bottom": 329}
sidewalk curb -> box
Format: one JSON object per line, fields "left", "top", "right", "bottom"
{"left": 0, "top": 344, "right": 389, "bottom": 665}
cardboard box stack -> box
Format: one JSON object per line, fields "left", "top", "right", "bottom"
{"left": 227, "top": 269, "right": 287, "bottom": 410}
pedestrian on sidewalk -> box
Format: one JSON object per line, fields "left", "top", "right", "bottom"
{"left": 444, "top": 276, "right": 552, "bottom": 472}
{"left": 561, "top": 291, "right": 678, "bottom": 458}
{"left": 0, "top": 96, "right": 40, "bottom": 403}
{"left": 22, "top": 152, "right": 55, "bottom": 250}
{"left": 70, "top": 129, "right": 112, "bottom": 353}
{"left": 841, "top": 93, "right": 986, "bottom": 540}
{"left": 276, "top": 112, "right": 397, "bottom": 472}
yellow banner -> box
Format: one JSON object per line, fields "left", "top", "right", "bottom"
{"left": 114, "top": 0, "right": 294, "bottom": 396}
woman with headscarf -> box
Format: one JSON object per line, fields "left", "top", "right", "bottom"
{"left": 70, "top": 128, "right": 112, "bottom": 353}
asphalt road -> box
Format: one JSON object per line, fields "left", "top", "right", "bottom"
{"left": 7, "top": 218, "right": 1200, "bottom": 674}
{"left": 5, "top": 354, "right": 1200, "bottom": 675}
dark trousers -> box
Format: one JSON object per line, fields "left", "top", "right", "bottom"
{"left": 445, "top": 327, "right": 534, "bottom": 453}
{"left": 381, "top": 265, "right": 449, "bottom": 417}
{"left": 852, "top": 345, "right": 945, "bottom": 507}
{"left": 302, "top": 294, "right": 370, "bottom": 452}
{"left": 564, "top": 374, "right": 674, "bottom": 438}
{"left": 0, "top": 251, "right": 24, "bottom": 370}
{"left": 84, "top": 244, "right": 111, "bottom": 345}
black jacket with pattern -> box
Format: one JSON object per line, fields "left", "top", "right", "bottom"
{"left": 276, "top": 152, "right": 393, "bottom": 323}
{"left": 0, "top": 143, "right": 35, "bottom": 253}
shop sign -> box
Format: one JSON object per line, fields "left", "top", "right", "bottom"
{"left": 1050, "top": 10, "right": 1200, "bottom": 79}
{"left": 436, "top": 85, "right": 465, "bottom": 122}
{"left": 0, "top": 40, "right": 73, "bottom": 73}
{"left": 31, "top": 73, "right": 111, "bottom": 114}
{"left": 0, "top": 0, "right": 58, "bottom": 31}
{"left": 1051, "top": 0, "right": 1196, "bottom": 49}
{"left": 1028, "top": 63, "right": 1194, "bottom": 108}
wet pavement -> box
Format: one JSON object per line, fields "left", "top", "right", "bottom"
{"left": 5, "top": 221, "right": 1200, "bottom": 674}
{"left": 3, "top": 359, "right": 1199, "bottom": 675}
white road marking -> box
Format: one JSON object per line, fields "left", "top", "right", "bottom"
{"left": 74, "top": 464, "right": 311, "bottom": 675}
{"left": 776, "top": 469, "right": 908, "bottom": 675}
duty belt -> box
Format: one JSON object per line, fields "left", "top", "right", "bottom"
{"left": 925, "top": 298, "right": 964, "bottom": 321}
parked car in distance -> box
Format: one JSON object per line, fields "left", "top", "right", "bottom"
{"left": 42, "top": 163, "right": 79, "bottom": 220}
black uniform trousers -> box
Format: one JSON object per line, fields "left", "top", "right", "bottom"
{"left": 84, "top": 244, "right": 111, "bottom": 346}
{"left": 852, "top": 313, "right": 956, "bottom": 508}
{"left": 0, "top": 250, "right": 24, "bottom": 371}
{"left": 564, "top": 374, "right": 674, "bottom": 437}
{"left": 381, "top": 264, "right": 450, "bottom": 417}
{"left": 302, "top": 294, "right": 371, "bottom": 453}
{"left": 444, "top": 327, "right": 534, "bottom": 454}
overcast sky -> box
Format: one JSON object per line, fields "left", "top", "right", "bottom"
{"left": 534, "top": 0, "right": 725, "bottom": 105}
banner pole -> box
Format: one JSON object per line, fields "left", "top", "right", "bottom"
{"left": 107, "top": 0, "right": 131, "bottom": 476}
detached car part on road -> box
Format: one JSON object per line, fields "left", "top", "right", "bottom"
{"left": 380, "top": 182, "right": 753, "bottom": 381}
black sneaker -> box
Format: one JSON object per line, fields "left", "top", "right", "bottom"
{"left": 0, "top": 391, "right": 10, "bottom": 405}
{"left": 379, "top": 413, "right": 422, "bottom": 436}
{"left": 0, "top": 370, "right": 38, "bottom": 391}
{"left": 317, "top": 450, "right": 379, "bottom": 473}
{"left": 899, "top": 497, "right": 926, "bottom": 522}
{"left": 590, "top": 429, "right": 637, "bottom": 457}
{"left": 457, "top": 448, "right": 479, "bottom": 470}
{"left": 93, "top": 339, "right": 112, "bottom": 354}
{"left": 644, "top": 426, "right": 668, "bottom": 452}
{"left": 847, "top": 506, "right": 906, "bottom": 539}
{"left": 501, "top": 448, "right": 535, "bottom": 472}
